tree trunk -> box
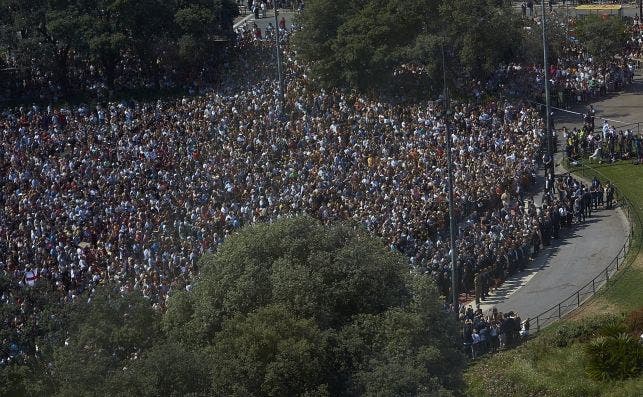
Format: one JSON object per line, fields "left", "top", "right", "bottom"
{"left": 101, "top": 54, "right": 117, "bottom": 98}
{"left": 54, "top": 48, "right": 71, "bottom": 97}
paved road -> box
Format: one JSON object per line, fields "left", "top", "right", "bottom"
{"left": 479, "top": 71, "right": 643, "bottom": 318}
{"left": 234, "top": 9, "right": 297, "bottom": 30}
{"left": 479, "top": 207, "right": 628, "bottom": 317}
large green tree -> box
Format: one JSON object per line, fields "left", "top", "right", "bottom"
{"left": 293, "top": 0, "right": 523, "bottom": 94}
{"left": 48, "top": 288, "right": 164, "bottom": 397}
{"left": 1, "top": 217, "right": 464, "bottom": 396}
{"left": 209, "top": 304, "right": 332, "bottom": 396}
{"left": 174, "top": 216, "right": 411, "bottom": 341}
{"left": 0, "top": 0, "right": 90, "bottom": 94}
{"left": 520, "top": 17, "right": 567, "bottom": 66}
{"left": 0, "top": 285, "right": 210, "bottom": 397}
{"left": 575, "top": 15, "right": 629, "bottom": 65}
{"left": 0, "top": 0, "right": 238, "bottom": 96}
{"left": 165, "top": 216, "right": 466, "bottom": 395}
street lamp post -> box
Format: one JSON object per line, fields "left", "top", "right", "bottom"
{"left": 541, "top": 0, "right": 555, "bottom": 193}
{"left": 565, "top": 2, "right": 569, "bottom": 36}
{"left": 441, "top": 43, "right": 458, "bottom": 318}
{"left": 274, "top": 8, "right": 285, "bottom": 114}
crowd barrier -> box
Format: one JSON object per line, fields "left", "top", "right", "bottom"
{"left": 528, "top": 99, "right": 642, "bottom": 135}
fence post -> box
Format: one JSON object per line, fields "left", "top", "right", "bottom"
{"left": 558, "top": 303, "right": 561, "bottom": 319}
{"left": 616, "top": 254, "right": 619, "bottom": 271}
{"left": 577, "top": 291, "right": 580, "bottom": 307}
{"left": 592, "top": 279, "right": 595, "bottom": 294}
{"left": 605, "top": 267, "right": 609, "bottom": 283}
{"left": 536, "top": 316, "right": 540, "bottom": 332}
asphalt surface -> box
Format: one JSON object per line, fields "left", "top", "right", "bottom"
{"left": 234, "top": 9, "right": 297, "bottom": 30}
{"left": 479, "top": 71, "right": 643, "bottom": 318}
{"left": 479, "top": 207, "right": 628, "bottom": 317}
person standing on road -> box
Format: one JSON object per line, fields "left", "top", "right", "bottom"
{"left": 253, "top": 1, "right": 260, "bottom": 18}
{"left": 588, "top": 105, "right": 596, "bottom": 131}
{"left": 551, "top": 205, "right": 560, "bottom": 239}
{"left": 583, "top": 188, "right": 592, "bottom": 218}
{"left": 602, "top": 120, "right": 610, "bottom": 142}
{"left": 591, "top": 177, "right": 601, "bottom": 210}
{"left": 605, "top": 182, "right": 615, "bottom": 209}
{"left": 574, "top": 195, "right": 583, "bottom": 223}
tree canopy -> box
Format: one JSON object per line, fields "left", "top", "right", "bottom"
{"left": 165, "top": 216, "right": 466, "bottom": 396}
{"left": 0, "top": 0, "right": 238, "bottom": 99}
{"left": 293, "top": 0, "right": 523, "bottom": 94}
{"left": 574, "top": 15, "right": 629, "bottom": 65}
{"left": 1, "top": 216, "right": 465, "bottom": 396}
{"left": 520, "top": 17, "right": 567, "bottom": 66}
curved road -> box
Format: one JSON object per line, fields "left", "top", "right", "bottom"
{"left": 479, "top": 207, "right": 628, "bottom": 318}
{"left": 478, "top": 70, "right": 643, "bottom": 318}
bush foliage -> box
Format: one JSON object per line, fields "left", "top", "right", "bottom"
{"left": 585, "top": 333, "right": 642, "bottom": 381}
{"left": 1, "top": 216, "right": 466, "bottom": 396}
{"left": 466, "top": 310, "right": 643, "bottom": 397}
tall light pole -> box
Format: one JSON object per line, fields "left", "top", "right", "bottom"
{"left": 541, "top": 1, "right": 555, "bottom": 193}
{"left": 441, "top": 43, "right": 458, "bottom": 318}
{"left": 565, "top": 2, "right": 569, "bottom": 37}
{"left": 274, "top": 8, "right": 285, "bottom": 114}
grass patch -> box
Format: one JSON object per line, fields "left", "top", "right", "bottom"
{"left": 566, "top": 161, "right": 643, "bottom": 316}
{"left": 464, "top": 162, "right": 643, "bottom": 397}
{"left": 464, "top": 315, "right": 643, "bottom": 397}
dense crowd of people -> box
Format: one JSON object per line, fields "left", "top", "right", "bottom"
{"left": 460, "top": 305, "right": 528, "bottom": 358}
{"left": 564, "top": 118, "right": 643, "bottom": 163}
{"left": 489, "top": 52, "right": 636, "bottom": 108}
{"left": 489, "top": 12, "right": 642, "bottom": 107}
{"left": 461, "top": 170, "right": 619, "bottom": 358}
{"left": 1, "top": 10, "right": 640, "bottom": 364}
{"left": 0, "top": 25, "right": 553, "bottom": 361}
{"left": 0, "top": 32, "right": 548, "bottom": 301}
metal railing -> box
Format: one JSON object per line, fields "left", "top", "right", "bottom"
{"left": 527, "top": 162, "right": 641, "bottom": 333}
{"left": 528, "top": 99, "right": 642, "bottom": 135}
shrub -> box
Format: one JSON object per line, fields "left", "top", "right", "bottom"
{"left": 599, "top": 321, "right": 628, "bottom": 338}
{"left": 624, "top": 307, "right": 643, "bottom": 335}
{"left": 543, "top": 314, "right": 623, "bottom": 348}
{"left": 585, "top": 333, "right": 643, "bottom": 381}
